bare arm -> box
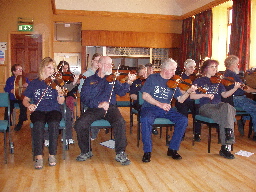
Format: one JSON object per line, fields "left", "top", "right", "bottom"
{"left": 221, "top": 82, "right": 241, "bottom": 98}
{"left": 142, "top": 92, "right": 171, "bottom": 111}
{"left": 177, "top": 85, "right": 197, "bottom": 103}
{"left": 23, "top": 96, "right": 37, "bottom": 112}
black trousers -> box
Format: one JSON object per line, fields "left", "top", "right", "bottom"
{"left": 175, "top": 99, "right": 202, "bottom": 134}
{"left": 30, "top": 110, "right": 62, "bottom": 156}
{"left": 74, "top": 105, "right": 127, "bottom": 154}
{"left": 5, "top": 100, "right": 28, "bottom": 124}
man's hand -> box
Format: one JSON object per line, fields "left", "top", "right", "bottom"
{"left": 159, "top": 103, "right": 171, "bottom": 111}
{"left": 98, "top": 101, "right": 110, "bottom": 111}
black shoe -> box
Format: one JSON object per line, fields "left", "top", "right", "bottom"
{"left": 152, "top": 128, "right": 158, "bottom": 135}
{"left": 142, "top": 152, "right": 151, "bottom": 163}
{"left": 14, "top": 123, "right": 23, "bottom": 131}
{"left": 167, "top": 149, "right": 182, "bottom": 160}
{"left": 194, "top": 133, "right": 201, "bottom": 142}
{"left": 219, "top": 149, "right": 235, "bottom": 159}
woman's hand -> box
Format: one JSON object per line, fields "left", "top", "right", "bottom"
{"left": 127, "top": 73, "right": 137, "bottom": 85}
{"left": 204, "top": 94, "right": 214, "bottom": 100}
{"left": 28, "top": 104, "right": 37, "bottom": 112}
{"left": 55, "top": 85, "right": 64, "bottom": 96}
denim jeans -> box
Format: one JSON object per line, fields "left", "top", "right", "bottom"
{"left": 140, "top": 106, "right": 187, "bottom": 152}
{"left": 234, "top": 95, "right": 256, "bottom": 131}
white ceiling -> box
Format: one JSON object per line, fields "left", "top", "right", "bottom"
{"left": 55, "top": 0, "right": 217, "bottom": 16}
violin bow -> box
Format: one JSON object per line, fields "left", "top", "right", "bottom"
{"left": 104, "top": 64, "right": 121, "bottom": 117}
{"left": 32, "top": 73, "right": 63, "bottom": 112}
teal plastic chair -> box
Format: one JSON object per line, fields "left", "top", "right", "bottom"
{"left": 116, "top": 100, "right": 130, "bottom": 107}
{"left": 235, "top": 106, "right": 253, "bottom": 138}
{"left": 83, "top": 105, "right": 113, "bottom": 139}
{"left": 137, "top": 91, "right": 174, "bottom": 147}
{"left": 0, "top": 93, "right": 11, "bottom": 163}
{"left": 30, "top": 103, "right": 67, "bottom": 160}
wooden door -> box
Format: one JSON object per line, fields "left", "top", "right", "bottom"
{"left": 11, "top": 34, "right": 42, "bottom": 80}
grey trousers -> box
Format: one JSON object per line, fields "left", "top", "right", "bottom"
{"left": 199, "top": 102, "right": 236, "bottom": 145}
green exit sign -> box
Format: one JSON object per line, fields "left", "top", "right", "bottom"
{"left": 18, "top": 25, "right": 33, "bottom": 31}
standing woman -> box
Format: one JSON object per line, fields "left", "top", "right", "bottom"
{"left": 23, "top": 57, "right": 65, "bottom": 169}
{"left": 190, "top": 59, "right": 241, "bottom": 159}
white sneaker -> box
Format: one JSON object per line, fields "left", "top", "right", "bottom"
{"left": 61, "top": 139, "right": 75, "bottom": 144}
{"left": 44, "top": 140, "right": 49, "bottom": 147}
{"left": 68, "top": 139, "right": 75, "bottom": 144}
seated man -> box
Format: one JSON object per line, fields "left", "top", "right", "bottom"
{"left": 224, "top": 55, "right": 256, "bottom": 140}
{"left": 140, "top": 58, "right": 197, "bottom": 162}
{"left": 74, "top": 56, "right": 136, "bottom": 165}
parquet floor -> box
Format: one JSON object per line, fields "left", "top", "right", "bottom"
{"left": 0, "top": 98, "right": 256, "bottom": 192}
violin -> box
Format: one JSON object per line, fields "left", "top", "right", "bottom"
{"left": 167, "top": 75, "right": 206, "bottom": 93}
{"left": 106, "top": 73, "right": 132, "bottom": 83}
{"left": 210, "top": 73, "right": 248, "bottom": 90}
{"left": 62, "top": 71, "right": 74, "bottom": 82}
{"left": 44, "top": 73, "right": 67, "bottom": 94}
{"left": 14, "top": 75, "right": 27, "bottom": 100}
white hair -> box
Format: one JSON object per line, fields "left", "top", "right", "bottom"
{"left": 184, "top": 59, "right": 196, "bottom": 68}
{"left": 160, "top": 58, "right": 177, "bottom": 69}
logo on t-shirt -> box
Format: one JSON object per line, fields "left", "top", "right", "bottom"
{"left": 153, "top": 86, "right": 170, "bottom": 99}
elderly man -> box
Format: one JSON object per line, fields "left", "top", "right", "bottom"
{"left": 75, "top": 56, "right": 136, "bottom": 165}
{"left": 224, "top": 55, "right": 256, "bottom": 140}
{"left": 140, "top": 58, "right": 197, "bottom": 162}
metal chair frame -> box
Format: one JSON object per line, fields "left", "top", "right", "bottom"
{"left": 0, "top": 93, "right": 12, "bottom": 163}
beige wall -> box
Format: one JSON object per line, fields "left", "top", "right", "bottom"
{"left": 0, "top": 0, "right": 53, "bottom": 91}
{"left": 0, "top": 0, "right": 182, "bottom": 91}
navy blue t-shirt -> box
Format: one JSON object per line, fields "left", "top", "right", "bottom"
{"left": 193, "top": 76, "right": 226, "bottom": 107}
{"left": 140, "top": 73, "right": 182, "bottom": 108}
{"left": 224, "top": 69, "right": 245, "bottom": 96}
{"left": 23, "top": 78, "right": 61, "bottom": 112}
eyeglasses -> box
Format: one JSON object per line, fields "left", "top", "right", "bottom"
{"left": 16, "top": 68, "right": 23, "bottom": 71}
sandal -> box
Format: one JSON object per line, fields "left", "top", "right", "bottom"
{"left": 35, "top": 159, "right": 43, "bottom": 169}
{"left": 48, "top": 155, "right": 57, "bottom": 166}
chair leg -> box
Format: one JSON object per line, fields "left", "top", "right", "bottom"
{"left": 137, "top": 122, "right": 140, "bottom": 147}
{"left": 248, "top": 117, "right": 253, "bottom": 138}
{"left": 208, "top": 126, "right": 212, "bottom": 153}
{"left": 165, "top": 126, "right": 169, "bottom": 146}
{"left": 4, "top": 131, "right": 7, "bottom": 164}
{"left": 62, "top": 127, "right": 67, "bottom": 160}
{"left": 130, "top": 111, "right": 133, "bottom": 134}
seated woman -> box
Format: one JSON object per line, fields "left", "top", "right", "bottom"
{"left": 57, "top": 60, "right": 79, "bottom": 145}
{"left": 23, "top": 57, "right": 65, "bottom": 169}
{"left": 190, "top": 59, "right": 241, "bottom": 159}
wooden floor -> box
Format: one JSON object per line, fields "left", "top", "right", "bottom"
{"left": 0, "top": 103, "right": 256, "bottom": 192}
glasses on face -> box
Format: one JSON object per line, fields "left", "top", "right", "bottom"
{"left": 208, "top": 65, "right": 217, "bottom": 69}
{"left": 16, "top": 68, "right": 23, "bottom": 71}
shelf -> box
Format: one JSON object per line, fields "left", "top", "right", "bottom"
{"left": 107, "top": 54, "right": 150, "bottom": 58}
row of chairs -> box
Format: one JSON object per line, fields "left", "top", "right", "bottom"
{"left": 1, "top": 91, "right": 253, "bottom": 164}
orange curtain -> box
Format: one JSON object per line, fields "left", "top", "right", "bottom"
{"left": 229, "top": 0, "right": 251, "bottom": 71}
